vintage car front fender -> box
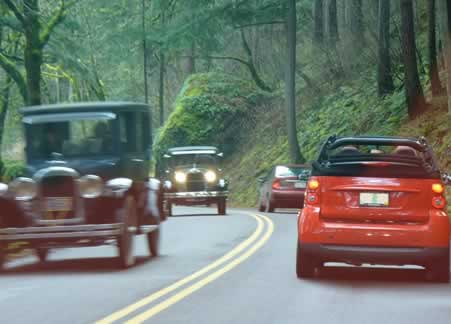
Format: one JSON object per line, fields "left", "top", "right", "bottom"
{"left": 0, "top": 196, "right": 30, "bottom": 228}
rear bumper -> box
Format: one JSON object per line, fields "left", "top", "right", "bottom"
{"left": 271, "top": 189, "right": 305, "bottom": 208}
{"left": 300, "top": 242, "right": 449, "bottom": 266}
{"left": 299, "top": 206, "right": 450, "bottom": 247}
{"left": 0, "top": 223, "right": 122, "bottom": 242}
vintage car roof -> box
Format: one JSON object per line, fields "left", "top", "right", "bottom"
{"left": 20, "top": 101, "right": 149, "bottom": 116}
{"left": 167, "top": 146, "right": 219, "bottom": 155}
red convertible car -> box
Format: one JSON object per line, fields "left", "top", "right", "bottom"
{"left": 297, "top": 136, "right": 450, "bottom": 282}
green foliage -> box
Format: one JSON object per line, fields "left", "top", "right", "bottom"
{"left": 153, "top": 72, "right": 257, "bottom": 162}
{"left": 1, "top": 160, "right": 26, "bottom": 182}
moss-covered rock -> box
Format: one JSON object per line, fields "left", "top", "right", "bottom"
{"left": 153, "top": 72, "right": 259, "bottom": 164}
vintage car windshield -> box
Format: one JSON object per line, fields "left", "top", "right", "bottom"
{"left": 169, "top": 154, "right": 218, "bottom": 167}
{"left": 27, "top": 119, "right": 115, "bottom": 158}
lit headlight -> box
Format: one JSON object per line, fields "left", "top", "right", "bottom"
{"left": 175, "top": 172, "right": 187, "bottom": 183}
{"left": 9, "top": 177, "right": 37, "bottom": 201}
{"left": 205, "top": 171, "right": 217, "bottom": 182}
{"left": 79, "top": 175, "right": 104, "bottom": 198}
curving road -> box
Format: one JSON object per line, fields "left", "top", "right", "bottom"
{"left": 1, "top": 206, "right": 450, "bottom": 324}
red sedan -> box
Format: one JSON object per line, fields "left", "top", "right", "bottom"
{"left": 297, "top": 136, "right": 450, "bottom": 282}
{"left": 258, "top": 164, "right": 311, "bottom": 212}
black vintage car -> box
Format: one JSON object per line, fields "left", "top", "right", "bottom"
{"left": 0, "top": 102, "right": 164, "bottom": 270}
{"left": 162, "top": 146, "right": 228, "bottom": 215}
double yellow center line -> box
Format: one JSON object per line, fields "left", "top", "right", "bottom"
{"left": 96, "top": 212, "right": 274, "bottom": 324}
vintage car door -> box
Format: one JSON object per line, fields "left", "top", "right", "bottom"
{"left": 118, "top": 111, "right": 151, "bottom": 182}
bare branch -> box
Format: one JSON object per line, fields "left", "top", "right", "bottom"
{"left": 0, "top": 52, "right": 28, "bottom": 102}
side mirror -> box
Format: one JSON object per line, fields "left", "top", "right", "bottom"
{"left": 217, "top": 152, "right": 224, "bottom": 157}
{"left": 442, "top": 173, "right": 451, "bottom": 186}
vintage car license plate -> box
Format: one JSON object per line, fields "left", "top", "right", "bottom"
{"left": 45, "top": 197, "right": 73, "bottom": 211}
{"left": 359, "top": 192, "right": 389, "bottom": 207}
{"left": 294, "top": 181, "right": 307, "bottom": 188}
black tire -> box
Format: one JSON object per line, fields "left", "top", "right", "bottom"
{"left": 265, "top": 196, "right": 274, "bottom": 213}
{"left": 117, "top": 196, "right": 136, "bottom": 269}
{"left": 427, "top": 250, "right": 450, "bottom": 283}
{"left": 296, "top": 242, "right": 316, "bottom": 279}
{"left": 147, "top": 228, "right": 160, "bottom": 257}
{"left": 0, "top": 243, "right": 5, "bottom": 272}
{"left": 218, "top": 198, "right": 226, "bottom": 215}
{"left": 35, "top": 248, "right": 49, "bottom": 263}
{"left": 167, "top": 201, "right": 173, "bottom": 217}
{"left": 258, "top": 196, "right": 265, "bottom": 212}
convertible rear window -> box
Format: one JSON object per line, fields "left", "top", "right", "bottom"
{"left": 275, "top": 166, "right": 310, "bottom": 178}
{"left": 313, "top": 143, "right": 440, "bottom": 179}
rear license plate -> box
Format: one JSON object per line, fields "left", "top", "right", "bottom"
{"left": 359, "top": 192, "right": 389, "bottom": 207}
{"left": 45, "top": 197, "right": 73, "bottom": 211}
{"left": 294, "top": 181, "right": 307, "bottom": 189}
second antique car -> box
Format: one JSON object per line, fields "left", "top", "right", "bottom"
{"left": 162, "top": 146, "right": 228, "bottom": 215}
{"left": 0, "top": 102, "right": 164, "bottom": 270}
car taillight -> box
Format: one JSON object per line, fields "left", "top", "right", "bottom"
{"left": 432, "top": 183, "right": 444, "bottom": 194}
{"left": 308, "top": 179, "right": 319, "bottom": 190}
{"left": 305, "top": 178, "right": 320, "bottom": 205}
{"left": 272, "top": 179, "right": 281, "bottom": 190}
{"left": 432, "top": 196, "right": 446, "bottom": 209}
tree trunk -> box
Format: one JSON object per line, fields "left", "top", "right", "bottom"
{"left": 0, "top": 75, "right": 12, "bottom": 160}
{"left": 185, "top": 41, "right": 196, "bottom": 75}
{"left": 285, "top": 0, "right": 304, "bottom": 164}
{"left": 445, "top": 0, "right": 451, "bottom": 113}
{"left": 428, "top": 0, "right": 443, "bottom": 96}
{"left": 400, "top": 0, "right": 427, "bottom": 119}
{"left": 159, "top": 51, "right": 165, "bottom": 126}
{"left": 24, "top": 0, "right": 42, "bottom": 106}
{"left": 328, "top": 0, "right": 339, "bottom": 44}
{"left": 313, "top": 0, "right": 324, "bottom": 45}
{"left": 349, "top": 0, "right": 363, "bottom": 42}
{"left": 142, "top": 0, "right": 149, "bottom": 103}
{"left": 377, "top": 0, "right": 394, "bottom": 96}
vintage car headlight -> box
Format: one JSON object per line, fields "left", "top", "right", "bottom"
{"left": 175, "top": 172, "right": 187, "bottom": 183}
{"left": 9, "top": 177, "right": 37, "bottom": 200}
{"left": 205, "top": 171, "right": 217, "bottom": 183}
{"left": 0, "top": 182, "right": 8, "bottom": 196}
{"left": 79, "top": 175, "right": 104, "bottom": 198}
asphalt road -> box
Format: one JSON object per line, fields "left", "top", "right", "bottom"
{"left": 1, "top": 206, "right": 450, "bottom": 324}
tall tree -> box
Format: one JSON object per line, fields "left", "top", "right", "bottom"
{"left": 313, "top": 0, "right": 324, "bottom": 45}
{"left": 285, "top": 0, "right": 304, "bottom": 164}
{"left": 400, "top": 0, "right": 427, "bottom": 119}
{"left": 328, "top": 0, "right": 338, "bottom": 44}
{"left": 445, "top": 0, "right": 451, "bottom": 113}
{"left": 377, "top": 0, "right": 394, "bottom": 96}
{"left": 428, "top": 0, "right": 443, "bottom": 96}
{"left": 349, "top": 0, "right": 363, "bottom": 42}
{"left": 1, "top": 0, "right": 73, "bottom": 105}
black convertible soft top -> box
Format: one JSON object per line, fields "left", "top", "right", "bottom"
{"left": 312, "top": 135, "right": 441, "bottom": 179}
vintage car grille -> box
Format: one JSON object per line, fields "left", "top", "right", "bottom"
{"left": 186, "top": 172, "right": 206, "bottom": 192}
{"left": 39, "top": 175, "right": 76, "bottom": 220}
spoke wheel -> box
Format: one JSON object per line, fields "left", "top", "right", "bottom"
{"left": 0, "top": 243, "right": 5, "bottom": 272}
{"left": 217, "top": 198, "right": 226, "bottom": 215}
{"left": 147, "top": 228, "right": 160, "bottom": 257}
{"left": 35, "top": 248, "right": 49, "bottom": 263}
{"left": 117, "top": 196, "right": 136, "bottom": 269}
